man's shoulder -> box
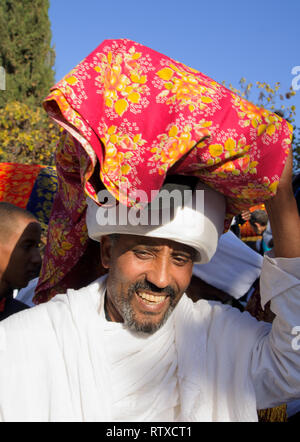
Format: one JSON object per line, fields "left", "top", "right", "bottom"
{"left": 39, "top": 274, "right": 107, "bottom": 318}
{"left": 178, "top": 294, "right": 269, "bottom": 357}
{"left": 180, "top": 293, "right": 262, "bottom": 331}
{"left": 0, "top": 275, "right": 107, "bottom": 333}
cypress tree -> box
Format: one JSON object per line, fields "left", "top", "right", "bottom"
{"left": 0, "top": 0, "right": 55, "bottom": 108}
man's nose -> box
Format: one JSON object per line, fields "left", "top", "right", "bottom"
{"left": 146, "top": 256, "right": 172, "bottom": 289}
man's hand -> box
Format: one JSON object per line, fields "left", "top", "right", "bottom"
{"left": 265, "top": 149, "right": 300, "bottom": 258}
{"left": 241, "top": 210, "right": 251, "bottom": 222}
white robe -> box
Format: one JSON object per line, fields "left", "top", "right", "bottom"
{"left": 0, "top": 254, "right": 299, "bottom": 422}
{"left": 193, "top": 230, "right": 263, "bottom": 299}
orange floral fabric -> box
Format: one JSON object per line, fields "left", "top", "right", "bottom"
{"left": 0, "top": 163, "right": 42, "bottom": 208}
{"left": 35, "top": 39, "right": 292, "bottom": 303}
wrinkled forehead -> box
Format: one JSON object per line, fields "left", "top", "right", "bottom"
{"left": 109, "top": 233, "right": 196, "bottom": 257}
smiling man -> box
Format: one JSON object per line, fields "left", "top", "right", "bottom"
{"left": 85, "top": 177, "right": 225, "bottom": 339}
{"left": 0, "top": 203, "right": 42, "bottom": 320}
{"left": 0, "top": 154, "right": 299, "bottom": 422}
{"left": 102, "top": 234, "right": 195, "bottom": 333}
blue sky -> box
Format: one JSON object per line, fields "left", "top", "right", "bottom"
{"left": 49, "top": 0, "right": 300, "bottom": 127}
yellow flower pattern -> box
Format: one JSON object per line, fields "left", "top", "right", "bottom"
{"left": 94, "top": 47, "right": 148, "bottom": 116}
{"left": 156, "top": 63, "right": 222, "bottom": 112}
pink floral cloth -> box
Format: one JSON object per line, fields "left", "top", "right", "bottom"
{"left": 34, "top": 39, "right": 292, "bottom": 303}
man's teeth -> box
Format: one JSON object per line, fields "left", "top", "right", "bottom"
{"left": 137, "top": 292, "right": 166, "bottom": 304}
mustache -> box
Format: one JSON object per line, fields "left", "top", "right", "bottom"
{"left": 130, "top": 280, "right": 176, "bottom": 299}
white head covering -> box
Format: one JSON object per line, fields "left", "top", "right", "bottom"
{"left": 86, "top": 179, "right": 225, "bottom": 264}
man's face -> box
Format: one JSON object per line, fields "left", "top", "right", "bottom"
{"left": 101, "top": 234, "right": 194, "bottom": 334}
{"left": 0, "top": 218, "right": 42, "bottom": 290}
{"left": 254, "top": 222, "right": 267, "bottom": 235}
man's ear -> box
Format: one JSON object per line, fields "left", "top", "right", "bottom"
{"left": 100, "top": 236, "right": 112, "bottom": 269}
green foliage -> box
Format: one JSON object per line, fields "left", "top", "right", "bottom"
{"left": 0, "top": 0, "right": 57, "bottom": 165}
{"left": 0, "top": 0, "right": 55, "bottom": 108}
{"left": 0, "top": 101, "right": 61, "bottom": 165}
{"left": 224, "top": 78, "right": 299, "bottom": 171}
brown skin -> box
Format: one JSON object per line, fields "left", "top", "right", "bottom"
{"left": 100, "top": 235, "right": 195, "bottom": 333}
{"left": 0, "top": 218, "right": 42, "bottom": 298}
{"left": 265, "top": 149, "right": 300, "bottom": 258}
{"left": 253, "top": 222, "right": 267, "bottom": 235}
{"left": 241, "top": 210, "right": 251, "bottom": 222}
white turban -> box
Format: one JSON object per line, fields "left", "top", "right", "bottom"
{"left": 86, "top": 180, "right": 225, "bottom": 264}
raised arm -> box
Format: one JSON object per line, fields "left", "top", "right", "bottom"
{"left": 248, "top": 148, "right": 300, "bottom": 410}
{"left": 265, "top": 149, "right": 300, "bottom": 258}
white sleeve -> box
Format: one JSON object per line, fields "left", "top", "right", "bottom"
{"left": 250, "top": 254, "right": 300, "bottom": 409}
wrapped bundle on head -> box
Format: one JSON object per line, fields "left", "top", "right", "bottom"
{"left": 34, "top": 39, "right": 292, "bottom": 304}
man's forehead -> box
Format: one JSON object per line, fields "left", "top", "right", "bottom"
{"left": 114, "top": 234, "right": 195, "bottom": 255}
{"left": 0, "top": 218, "right": 40, "bottom": 253}
{"left": 14, "top": 219, "right": 41, "bottom": 242}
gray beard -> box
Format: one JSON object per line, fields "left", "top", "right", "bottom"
{"left": 105, "top": 279, "right": 177, "bottom": 334}
{"left": 122, "top": 298, "right": 176, "bottom": 334}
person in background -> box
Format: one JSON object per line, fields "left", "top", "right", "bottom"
{"left": 243, "top": 210, "right": 269, "bottom": 254}
{"left": 0, "top": 203, "right": 42, "bottom": 320}
{"left": 249, "top": 210, "right": 268, "bottom": 236}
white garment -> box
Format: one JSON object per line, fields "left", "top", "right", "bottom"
{"left": 104, "top": 307, "right": 180, "bottom": 421}
{"left": 0, "top": 254, "right": 299, "bottom": 422}
{"left": 193, "top": 231, "right": 263, "bottom": 299}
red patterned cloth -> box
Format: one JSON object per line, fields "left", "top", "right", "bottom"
{"left": 34, "top": 39, "right": 292, "bottom": 303}
{"left": 0, "top": 163, "right": 42, "bottom": 208}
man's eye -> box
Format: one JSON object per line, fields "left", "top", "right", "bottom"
{"left": 173, "top": 256, "right": 190, "bottom": 266}
{"left": 22, "top": 242, "right": 41, "bottom": 251}
{"left": 134, "top": 250, "right": 152, "bottom": 259}
{"left": 22, "top": 243, "right": 32, "bottom": 250}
